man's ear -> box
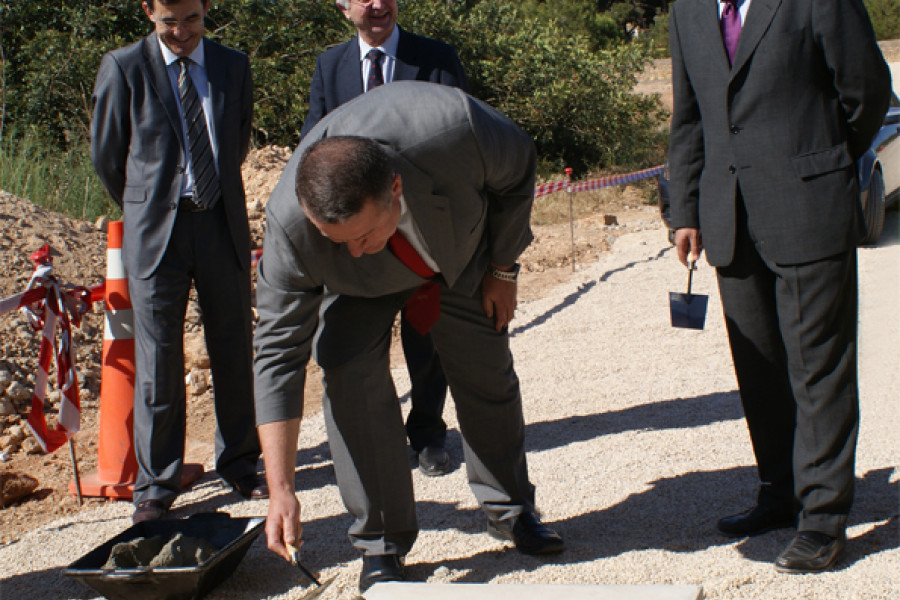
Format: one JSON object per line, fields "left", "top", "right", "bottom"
{"left": 141, "top": 1, "right": 153, "bottom": 21}
{"left": 391, "top": 174, "right": 403, "bottom": 200}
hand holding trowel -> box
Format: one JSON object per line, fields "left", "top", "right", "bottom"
{"left": 286, "top": 543, "right": 336, "bottom": 599}
{"left": 669, "top": 252, "right": 708, "bottom": 329}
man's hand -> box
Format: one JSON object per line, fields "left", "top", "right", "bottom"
{"left": 674, "top": 227, "right": 703, "bottom": 266}
{"left": 482, "top": 266, "right": 518, "bottom": 331}
{"left": 258, "top": 419, "right": 303, "bottom": 562}
{"left": 265, "top": 486, "right": 303, "bottom": 562}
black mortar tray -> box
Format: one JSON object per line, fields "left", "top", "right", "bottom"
{"left": 63, "top": 512, "right": 265, "bottom": 600}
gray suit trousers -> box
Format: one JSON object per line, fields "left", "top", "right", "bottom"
{"left": 130, "top": 204, "right": 260, "bottom": 505}
{"left": 716, "top": 197, "right": 859, "bottom": 537}
{"left": 316, "top": 281, "right": 535, "bottom": 555}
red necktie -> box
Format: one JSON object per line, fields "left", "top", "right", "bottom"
{"left": 388, "top": 231, "right": 440, "bottom": 335}
{"left": 720, "top": 0, "right": 741, "bottom": 66}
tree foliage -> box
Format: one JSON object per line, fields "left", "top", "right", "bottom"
{"left": 1, "top": 0, "right": 667, "bottom": 174}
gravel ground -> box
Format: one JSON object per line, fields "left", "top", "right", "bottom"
{"left": 1, "top": 214, "right": 897, "bottom": 600}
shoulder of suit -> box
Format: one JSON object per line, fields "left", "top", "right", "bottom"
{"left": 316, "top": 38, "right": 357, "bottom": 62}
{"left": 203, "top": 37, "right": 250, "bottom": 63}
{"left": 397, "top": 27, "right": 458, "bottom": 55}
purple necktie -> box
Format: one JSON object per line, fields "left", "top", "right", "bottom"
{"left": 366, "top": 49, "right": 384, "bottom": 91}
{"left": 720, "top": 0, "right": 741, "bottom": 66}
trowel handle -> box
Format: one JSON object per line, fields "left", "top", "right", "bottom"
{"left": 686, "top": 259, "right": 697, "bottom": 295}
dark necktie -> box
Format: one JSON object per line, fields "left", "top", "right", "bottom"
{"left": 177, "top": 57, "right": 221, "bottom": 209}
{"left": 388, "top": 231, "right": 440, "bottom": 335}
{"left": 366, "top": 49, "right": 384, "bottom": 91}
{"left": 720, "top": 0, "right": 742, "bottom": 66}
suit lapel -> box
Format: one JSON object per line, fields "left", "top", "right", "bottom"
{"left": 730, "top": 0, "right": 781, "bottom": 78}
{"left": 337, "top": 37, "right": 364, "bottom": 103}
{"left": 393, "top": 28, "right": 421, "bottom": 81}
{"left": 142, "top": 34, "right": 185, "bottom": 149}
{"left": 689, "top": 0, "right": 732, "bottom": 77}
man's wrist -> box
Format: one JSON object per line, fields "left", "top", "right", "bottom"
{"left": 488, "top": 262, "right": 520, "bottom": 282}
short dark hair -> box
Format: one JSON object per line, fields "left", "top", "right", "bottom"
{"left": 295, "top": 136, "right": 394, "bottom": 223}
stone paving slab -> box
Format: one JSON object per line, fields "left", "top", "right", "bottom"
{"left": 365, "top": 583, "right": 704, "bottom": 600}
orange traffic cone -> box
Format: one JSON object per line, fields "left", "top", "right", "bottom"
{"left": 70, "top": 221, "right": 203, "bottom": 499}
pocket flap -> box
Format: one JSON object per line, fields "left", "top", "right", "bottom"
{"left": 790, "top": 144, "right": 853, "bottom": 179}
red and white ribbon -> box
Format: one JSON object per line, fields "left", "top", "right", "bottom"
{"left": 533, "top": 164, "right": 666, "bottom": 199}
{"left": 0, "top": 245, "right": 95, "bottom": 453}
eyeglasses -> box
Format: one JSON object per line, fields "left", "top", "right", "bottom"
{"left": 151, "top": 14, "right": 204, "bottom": 30}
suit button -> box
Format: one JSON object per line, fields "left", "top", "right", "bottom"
{"left": 730, "top": 125, "right": 741, "bottom": 134}
{"left": 729, "top": 165, "right": 737, "bottom": 174}
{"left": 170, "top": 202, "right": 178, "bottom": 210}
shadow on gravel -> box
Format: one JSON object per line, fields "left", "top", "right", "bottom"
{"left": 407, "top": 467, "right": 760, "bottom": 582}
{"left": 509, "top": 246, "right": 672, "bottom": 339}
{"left": 523, "top": 391, "right": 743, "bottom": 453}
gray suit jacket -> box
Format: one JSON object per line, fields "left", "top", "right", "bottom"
{"left": 254, "top": 82, "right": 535, "bottom": 424}
{"left": 668, "top": 0, "right": 890, "bottom": 266}
{"left": 91, "top": 35, "right": 253, "bottom": 279}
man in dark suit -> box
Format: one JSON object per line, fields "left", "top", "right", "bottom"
{"left": 668, "top": 0, "right": 890, "bottom": 573}
{"left": 254, "top": 82, "right": 564, "bottom": 592}
{"left": 91, "top": 0, "right": 266, "bottom": 524}
{"left": 299, "top": 0, "right": 470, "bottom": 477}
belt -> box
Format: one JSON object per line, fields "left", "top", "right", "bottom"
{"left": 178, "top": 196, "right": 207, "bottom": 212}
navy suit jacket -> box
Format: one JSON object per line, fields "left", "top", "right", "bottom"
{"left": 299, "top": 27, "right": 468, "bottom": 138}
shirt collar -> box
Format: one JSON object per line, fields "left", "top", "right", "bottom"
{"left": 157, "top": 35, "right": 206, "bottom": 69}
{"left": 357, "top": 25, "right": 399, "bottom": 61}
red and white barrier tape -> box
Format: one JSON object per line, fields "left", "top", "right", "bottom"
{"left": 534, "top": 164, "right": 665, "bottom": 199}
{"left": 0, "top": 245, "right": 100, "bottom": 453}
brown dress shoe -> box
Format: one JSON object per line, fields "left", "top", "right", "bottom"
{"left": 132, "top": 499, "right": 168, "bottom": 524}
{"left": 226, "top": 474, "right": 269, "bottom": 499}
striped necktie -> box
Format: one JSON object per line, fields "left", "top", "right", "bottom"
{"left": 177, "top": 57, "right": 221, "bottom": 209}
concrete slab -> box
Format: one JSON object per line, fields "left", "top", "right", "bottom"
{"left": 365, "top": 583, "right": 704, "bottom": 600}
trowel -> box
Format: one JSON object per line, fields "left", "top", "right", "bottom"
{"left": 669, "top": 255, "right": 708, "bottom": 329}
{"left": 287, "top": 543, "right": 337, "bottom": 599}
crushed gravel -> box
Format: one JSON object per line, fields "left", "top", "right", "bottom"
{"left": 1, "top": 213, "right": 897, "bottom": 600}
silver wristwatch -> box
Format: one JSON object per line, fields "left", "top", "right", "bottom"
{"left": 489, "top": 263, "right": 521, "bottom": 282}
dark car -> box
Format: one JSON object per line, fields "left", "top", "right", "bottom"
{"left": 659, "top": 92, "right": 900, "bottom": 245}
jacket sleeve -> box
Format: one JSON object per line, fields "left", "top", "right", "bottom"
{"left": 91, "top": 53, "right": 130, "bottom": 208}
{"left": 239, "top": 54, "right": 253, "bottom": 163}
{"left": 466, "top": 96, "right": 536, "bottom": 267}
{"left": 300, "top": 56, "right": 328, "bottom": 140}
{"left": 815, "top": 0, "right": 891, "bottom": 160}
{"left": 252, "top": 207, "right": 322, "bottom": 426}
{"left": 666, "top": 7, "right": 704, "bottom": 230}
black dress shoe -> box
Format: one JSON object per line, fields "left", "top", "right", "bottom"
{"left": 717, "top": 504, "right": 797, "bottom": 537}
{"left": 417, "top": 446, "right": 451, "bottom": 477}
{"left": 132, "top": 499, "right": 168, "bottom": 524}
{"left": 226, "top": 474, "right": 269, "bottom": 499}
{"left": 488, "top": 511, "right": 565, "bottom": 555}
{"left": 775, "top": 531, "right": 845, "bottom": 573}
{"left": 358, "top": 554, "right": 406, "bottom": 593}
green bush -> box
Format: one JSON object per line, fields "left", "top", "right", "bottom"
{"left": 864, "top": 0, "right": 900, "bottom": 40}
{"left": 1, "top": 0, "right": 668, "bottom": 215}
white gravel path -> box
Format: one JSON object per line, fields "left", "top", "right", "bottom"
{"left": 1, "top": 216, "right": 897, "bottom": 600}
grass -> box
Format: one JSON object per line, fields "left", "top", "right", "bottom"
{"left": 0, "top": 128, "right": 120, "bottom": 222}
